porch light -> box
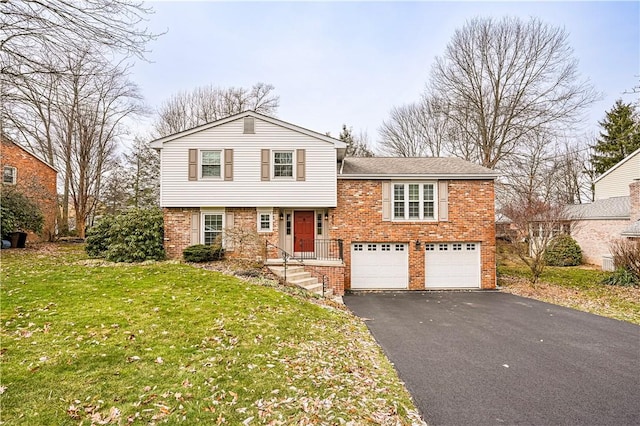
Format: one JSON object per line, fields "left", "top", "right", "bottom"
{"left": 279, "top": 212, "right": 284, "bottom": 220}
{"left": 324, "top": 212, "right": 329, "bottom": 220}
{"left": 415, "top": 240, "right": 421, "bottom": 250}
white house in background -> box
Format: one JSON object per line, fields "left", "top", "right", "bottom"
{"left": 568, "top": 149, "right": 640, "bottom": 269}
{"left": 594, "top": 147, "right": 640, "bottom": 200}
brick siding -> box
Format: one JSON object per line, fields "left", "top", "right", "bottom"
{"left": 0, "top": 139, "right": 57, "bottom": 242}
{"left": 330, "top": 179, "right": 496, "bottom": 290}
{"left": 630, "top": 181, "right": 640, "bottom": 223}
{"left": 163, "top": 179, "right": 496, "bottom": 294}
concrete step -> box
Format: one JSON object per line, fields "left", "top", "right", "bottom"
{"left": 267, "top": 265, "right": 328, "bottom": 297}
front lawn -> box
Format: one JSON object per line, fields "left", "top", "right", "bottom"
{"left": 498, "top": 264, "right": 640, "bottom": 325}
{"left": 0, "top": 244, "right": 423, "bottom": 425}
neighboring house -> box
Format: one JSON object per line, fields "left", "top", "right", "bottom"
{"left": 0, "top": 137, "right": 58, "bottom": 241}
{"left": 567, "top": 149, "right": 640, "bottom": 268}
{"left": 151, "top": 111, "right": 498, "bottom": 295}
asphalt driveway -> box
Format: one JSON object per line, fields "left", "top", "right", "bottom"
{"left": 343, "top": 292, "right": 640, "bottom": 425}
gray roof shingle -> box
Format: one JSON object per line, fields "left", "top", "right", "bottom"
{"left": 339, "top": 157, "right": 498, "bottom": 178}
{"left": 622, "top": 220, "right": 640, "bottom": 237}
{"left": 566, "top": 196, "right": 630, "bottom": 220}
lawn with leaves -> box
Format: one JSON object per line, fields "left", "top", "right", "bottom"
{"left": 498, "top": 263, "right": 640, "bottom": 325}
{"left": 1, "top": 244, "right": 423, "bottom": 425}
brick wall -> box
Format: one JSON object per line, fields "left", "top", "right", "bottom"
{"left": 305, "top": 264, "right": 346, "bottom": 296}
{"left": 629, "top": 181, "right": 640, "bottom": 223}
{"left": 163, "top": 207, "right": 198, "bottom": 258}
{"left": 331, "top": 179, "right": 496, "bottom": 290}
{"left": 163, "top": 207, "right": 281, "bottom": 260}
{"left": 571, "top": 219, "right": 630, "bottom": 266}
{"left": 0, "top": 139, "right": 57, "bottom": 242}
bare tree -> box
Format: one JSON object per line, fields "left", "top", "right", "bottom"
{"left": 3, "top": 48, "right": 143, "bottom": 237}
{"left": 501, "top": 198, "right": 573, "bottom": 284}
{"left": 378, "top": 95, "right": 454, "bottom": 157}
{"left": 153, "top": 83, "right": 280, "bottom": 137}
{"left": 1, "top": 0, "right": 159, "bottom": 78}
{"left": 338, "top": 124, "right": 374, "bottom": 157}
{"left": 430, "top": 16, "right": 598, "bottom": 169}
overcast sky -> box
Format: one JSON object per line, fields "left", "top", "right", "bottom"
{"left": 134, "top": 1, "right": 639, "bottom": 148}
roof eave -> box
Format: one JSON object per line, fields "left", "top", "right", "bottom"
{"left": 337, "top": 173, "right": 499, "bottom": 180}
{"left": 593, "top": 146, "right": 640, "bottom": 184}
{"left": 150, "top": 110, "right": 346, "bottom": 148}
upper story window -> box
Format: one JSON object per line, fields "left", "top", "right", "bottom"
{"left": 201, "top": 150, "right": 221, "bottom": 178}
{"left": 393, "top": 182, "right": 436, "bottom": 221}
{"left": 3, "top": 166, "right": 16, "bottom": 185}
{"left": 273, "top": 151, "right": 293, "bottom": 178}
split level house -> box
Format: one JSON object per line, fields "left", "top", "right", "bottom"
{"left": 151, "top": 111, "right": 499, "bottom": 295}
{"left": 0, "top": 137, "right": 58, "bottom": 242}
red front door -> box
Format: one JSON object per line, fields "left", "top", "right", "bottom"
{"left": 294, "top": 211, "right": 315, "bottom": 253}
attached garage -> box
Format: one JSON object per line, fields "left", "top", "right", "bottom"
{"left": 425, "top": 242, "right": 481, "bottom": 289}
{"left": 351, "top": 243, "right": 408, "bottom": 289}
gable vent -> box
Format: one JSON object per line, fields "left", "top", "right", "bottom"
{"left": 243, "top": 116, "right": 255, "bottom": 134}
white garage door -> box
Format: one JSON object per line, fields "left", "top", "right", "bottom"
{"left": 351, "top": 243, "right": 408, "bottom": 289}
{"left": 425, "top": 242, "right": 481, "bottom": 289}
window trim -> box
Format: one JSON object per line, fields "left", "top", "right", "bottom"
{"left": 272, "top": 150, "right": 295, "bottom": 180}
{"left": 200, "top": 150, "right": 222, "bottom": 179}
{"left": 201, "top": 210, "right": 225, "bottom": 246}
{"left": 257, "top": 208, "right": 273, "bottom": 233}
{"left": 3, "top": 166, "right": 16, "bottom": 185}
{"left": 392, "top": 181, "right": 437, "bottom": 221}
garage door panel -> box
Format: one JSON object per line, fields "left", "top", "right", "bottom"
{"left": 425, "top": 243, "right": 480, "bottom": 288}
{"left": 351, "top": 243, "right": 408, "bottom": 289}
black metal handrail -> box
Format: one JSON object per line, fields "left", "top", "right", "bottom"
{"left": 264, "top": 241, "right": 332, "bottom": 297}
{"left": 295, "top": 239, "right": 344, "bottom": 261}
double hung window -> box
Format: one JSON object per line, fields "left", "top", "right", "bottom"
{"left": 273, "top": 151, "right": 293, "bottom": 178}
{"left": 392, "top": 182, "right": 436, "bottom": 220}
{"left": 201, "top": 150, "right": 221, "bottom": 178}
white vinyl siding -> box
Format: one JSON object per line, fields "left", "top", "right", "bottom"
{"left": 159, "top": 117, "right": 337, "bottom": 207}
{"left": 392, "top": 182, "right": 437, "bottom": 221}
{"left": 594, "top": 151, "right": 639, "bottom": 199}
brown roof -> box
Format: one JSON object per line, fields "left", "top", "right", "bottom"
{"left": 339, "top": 157, "right": 498, "bottom": 178}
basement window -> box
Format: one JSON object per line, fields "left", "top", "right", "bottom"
{"left": 3, "top": 166, "right": 16, "bottom": 185}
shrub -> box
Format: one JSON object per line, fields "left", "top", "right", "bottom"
{"left": 85, "top": 215, "right": 116, "bottom": 258}
{"left": 543, "top": 234, "right": 582, "bottom": 266}
{"left": 0, "top": 190, "right": 43, "bottom": 239}
{"left": 609, "top": 238, "right": 640, "bottom": 279}
{"left": 602, "top": 268, "right": 639, "bottom": 287}
{"left": 183, "top": 243, "right": 224, "bottom": 262}
{"left": 84, "top": 208, "right": 165, "bottom": 262}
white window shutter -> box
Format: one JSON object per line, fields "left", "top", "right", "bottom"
{"left": 296, "top": 149, "right": 306, "bottom": 181}
{"left": 224, "top": 149, "right": 233, "bottom": 181}
{"left": 438, "top": 181, "right": 449, "bottom": 221}
{"left": 261, "top": 149, "right": 270, "bottom": 181}
{"left": 190, "top": 212, "right": 200, "bottom": 245}
{"left": 225, "top": 211, "right": 235, "bottom": 251}
{"left": 188, "top": 149, "right": 197, "bottom": 181}
{"left": 382, "top": 181, "right": 391, "bottom": 221}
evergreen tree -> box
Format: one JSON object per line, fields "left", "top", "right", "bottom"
{"left": 338, "top": 124, "right": 375, "bottom": 157}
{"left": 124, "top": 137, "right": 160, "bottom": 208}
{"left": 591, "top": 100, "right": 640, "bottom": 175}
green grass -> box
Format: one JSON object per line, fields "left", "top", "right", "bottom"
{"left": 498, "top": 263, "right": 640, "bottom": 324}
{"left": 1, "top": 245, "right": 421, "bottom": 424}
